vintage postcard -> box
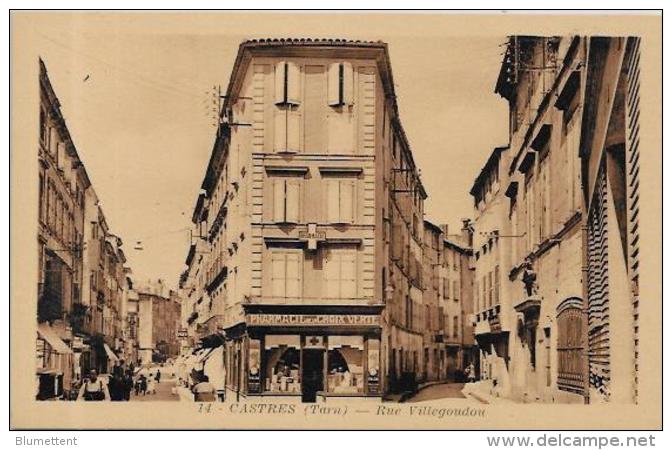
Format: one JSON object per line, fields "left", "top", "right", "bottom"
{"left": 9, "top": 10, "right": 662, "bottom": 430}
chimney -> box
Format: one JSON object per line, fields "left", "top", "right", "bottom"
{"left": 461, "top": 218, "right": 474, "bottom": 247}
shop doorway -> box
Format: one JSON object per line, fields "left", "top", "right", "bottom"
{"left": 301, "top": 349, "right": 324, "bottom": 402}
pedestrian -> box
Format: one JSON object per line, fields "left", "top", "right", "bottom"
{"left": 77, "top": 370, "right": 110, "bottom": 401}
{"left": 192, "top": 375, "right": 216, "bottom": 402}
{"left": 140, "top": 374, "right": 147, "bottom": 395}
{"left": 123, "top": 372, "right": 133, "bottom": 401}
{"left": 108, "top": 374, "right": 124, "bottom": 401}
{"left": 155, "top": 369, "right": 161, "bottom": 384}
{"left": 466, "top": 363, "right": 476, "bottom": 383}
{"left": 147, "top": 374, "right": 156, "bottom": 395}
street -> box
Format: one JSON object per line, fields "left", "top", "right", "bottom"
{"left": 406, "top": 383, "right": 471, "bottom": 403}
{"left": 130, "top": 378, "right": 179, "bottom": 402}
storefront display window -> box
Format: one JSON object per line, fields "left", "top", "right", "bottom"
{"left": 264, "top": 335, "right": 301, "bottom": 394}
{"left": 327, "top": 336, "right": 364, "bottom": 393}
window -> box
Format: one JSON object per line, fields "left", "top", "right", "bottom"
{"left": 40, "top": 108, "right": 48, "bottom": 144}
{"left": 274, "top": 61, "right": 301, "bottom": 106}
{"left": 328, "top": 62, "right": 354, "bottom": 106}
{"left": 271, "top": 250, "right": 302, "bottom": 299}
{"left": 452, "top": 280, "right": 459, "bottom": 302}
{"left": 443, "top": 278, "right": 450, "bottom": 300}
{"left": 326, "top": 179, "right": 356, "bottom": 224}
{"left": 274, "top": 109, "right": 301, "bottom": 153}
{"left": 494, "top": 265, "right": 500, "bottom": 305}
{"left": 453, "top": 316, "right": 459, "bottom": 338}
{"left": 272, "top": 178, "right": 301, "bottom": 223}
{"left": 324, "top": 246, "right": 357, "bottom": 299}
{"left": 39, "top": 174, "right": 45, "bottom": 222}
{"left": 487, "top": 271, "right": 493, "bottom": 308}
{"left": 563, "top": 93, "right": 581, "bottom": 215}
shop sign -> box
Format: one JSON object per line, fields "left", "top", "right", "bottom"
{"left": 248, "top": 314, "right": 381, "bottom": 327}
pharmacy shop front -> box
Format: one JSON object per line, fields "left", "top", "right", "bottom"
{"left": 239, "top": 310, "right": 383, "bottom": 402}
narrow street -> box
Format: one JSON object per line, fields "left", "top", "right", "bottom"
{"left": 130, "top": 379, "right": 179, "bottom": 402}
{"left": 406, "top": 383, "right": 469, "bottom": 403}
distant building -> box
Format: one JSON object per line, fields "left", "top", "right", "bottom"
{"left": 137, "top": 280, "right": 181, "bottom": 365}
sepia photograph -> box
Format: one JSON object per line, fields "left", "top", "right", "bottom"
{"left": 9, "top": 9, "right": 662, "bottom": 431}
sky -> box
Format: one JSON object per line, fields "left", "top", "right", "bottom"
{"left": 31, "top": 12, "right": 509, "bottom": 288}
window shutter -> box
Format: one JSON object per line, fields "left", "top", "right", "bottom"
{"left": 274, "top": 110, "right": 287, "bottom": 152}
{"left": 327, "top": 63, "right": 341, "bottom": 106}
{"left": 285, "top": 179, "right": 300, "bottom": 223}
{"left": 285, "top": 253, "right": 302, "bottom": 298}
{"left": 273, "top": 179, "right": 286, "bottom": 222}
{"left": 286, "top": 62, "right": 301, "bottom": 105}
{"left": 342, "top": 62, "right": 354, "bottom": 105}
{"left": 326, "top": 180, "right": 340, "bottom": 223}
{"left": 324, "top": 250, "right": 339, "bottom": 298}
{"left": 274, "top": 61, "right": 286, "bottom": 105}
{"left": 271, "top": 253, "right": 286, "bottom": 297}
{"left": 341, "top": 251, "right": 357, "bottom": 298}
{"left": 286, "top": 111, "right": 301, "bottom": 152}
{"left": 340, "top": 180, "right": 356, "bottom": 223}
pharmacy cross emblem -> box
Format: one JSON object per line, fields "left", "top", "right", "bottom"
{"left": 298, "top": 223, "right": 326, "bottom": 250}
{"left": 308, "top": 336, "right": 321, "bottom": 346}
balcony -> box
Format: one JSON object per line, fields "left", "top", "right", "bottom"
{"left": 514, "top": 295, "right": 542, "bottom": 327}
{"left": 474, "top": 304, "right": 502, "bottom": 335}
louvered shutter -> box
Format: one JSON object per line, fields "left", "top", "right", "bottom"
{"left": 274, "top": 110, "right": 287, "bottom": 152}
{"left": 273, "top": 179, "right": 285, "bottom": 222}
{"left": 342, "top": 62, "right": 354, "bottom": 105}
{"left": 286, "top": 111, "right": 301, "bottom": 152}
{"left": 341, "top": 251, "right": 357, "bottom": 298}
{"left": 324, "top": 250, "right": 339, "bottom": 298}
{"left": 327, "top": 63, "right": 340, "bottom": 106}
{"left": 285, "top": 179, "right": 300, "bottom": 223}
{"left": 274, "top": 61, "right": 286, "bottom": 105}
{"left": 286, "top": 62, "right": 301, "bottom": 105}
{"left": 326, "top": 180, "right": 340, "bottom": 223}
{"left": 340, "top": 180, "right": 356, "bottom": 223}
{"left": 271, "top": 253, "right": 286, "bottom": 297}
{"left": 285, "top": 253, "right": 302, "bottom": 298}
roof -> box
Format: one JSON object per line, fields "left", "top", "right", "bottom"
{"left": 423, "top": 219, "right": 443, "bottom": 235}
{"left": 214, "top": 38, "right": 426, "bottom": 197}
{"left": 444, "top": 236, "right": 471, "bottom": 254}
{"left": 469, "top": 146, "right": 508, "bottom": 196}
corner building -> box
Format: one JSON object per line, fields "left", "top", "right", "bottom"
{"left": 189, "top": 39, "right": 428, "bottom": 402}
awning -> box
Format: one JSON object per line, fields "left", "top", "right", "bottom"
{"left": 103, "top": 343, "right": 119, "bottom": 363}
{"left": 37, "top": 324, "right": 72, "bottom": 354}
{"left": 196, "top": 348, "right": 215, "bottom": 364}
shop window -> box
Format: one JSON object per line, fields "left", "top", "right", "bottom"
{"left": 323, "top": 246, "right": 357, "bottom": 299}
{"left": 270, "top": 250, "right": 302, "bottom": 299}
{"left": 263, "top": 343, "right": 301, "bottom": 394}
{"left": 327, "top": 337, "right": 364, "bottom": 393}
{"left": 326, "top": 178, "right": 356, "bottom": 224}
